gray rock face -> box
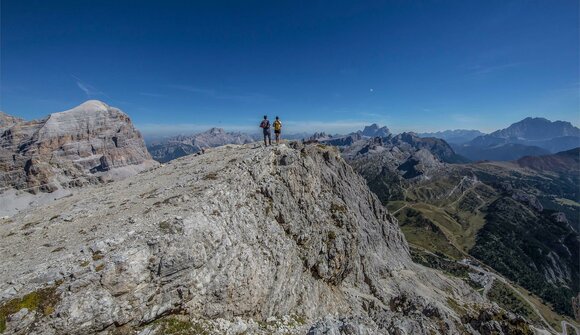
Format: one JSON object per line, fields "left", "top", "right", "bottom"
{"left": 147, "top": 127, "right": 254, "bottom": 162}
{"left": 0, "top": 143, "right": 534, "bottom": 334}
{"left": 0, "top": 100, "right": 157, "bottom": 195}
{"left": 361, "top": 124, "right": 390, "bottom": 138}
{"left": 511, "top": 190, "right": 544, "bottom": 212}
{"left": 0, "top": 112, "right": 24, "bottom": 129}
{"left": 341, "top": 133, "right": 453, "bottom": 182}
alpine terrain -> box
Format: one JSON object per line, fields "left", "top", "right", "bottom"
{"left": 0, "top": 141, "right": 540, "bottom": 334}
{"left": 326, "top": 125, "right": 579, "bottom": 332}
{"left": 147, "top": 128, "right": 254, "bottom": 163}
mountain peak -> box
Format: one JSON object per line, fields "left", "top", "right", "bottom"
{"left": 0, "top": 102, "right": 156, "bottom": 201}
{"left": 207, "top": 127, "right": 226, "bottom": 135}
{"left": 517, "top": 116, "right": 553, "bottom": 125}
{"left": 361, "top": 124, "right": 390, "bottom": 137}
{"left": 490, "top": 116, "right": 580, "bottom": 140}
{"left": 63, "top": 100, "right": 111, "bottom": 114}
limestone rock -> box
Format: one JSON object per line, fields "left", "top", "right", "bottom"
{"left": 0, "top": 112, "right": 24, "bottom": 129}
{"left": 0, "top": 100, "right": 158, "bottom": 202}
{"left": 0, "top": 143, "right": 535, "bottom": 334}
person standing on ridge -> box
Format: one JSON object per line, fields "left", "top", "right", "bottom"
{"left": 260, "top": 115, "right": 272, "bottom": 146}
{"left": 273, "top": 116, "right": 282, "bottom": 144}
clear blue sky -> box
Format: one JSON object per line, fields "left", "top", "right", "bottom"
{"left": 1, "top": 0, "right": 578, "bottom": 136}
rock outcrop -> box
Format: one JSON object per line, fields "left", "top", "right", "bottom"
{"left": 0, "top": 143, "right": 535, "bottom": 334}
{"left": 0, "top": 100, "right": 157, "bottom": 195}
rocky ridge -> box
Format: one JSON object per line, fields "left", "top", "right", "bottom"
{"left": 0, "top": 143, "right": 535, "bottom": 334}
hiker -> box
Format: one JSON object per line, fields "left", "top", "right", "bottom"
{"left": 260, "top": 115, "right": 272, "bottom": 146}
{"left": 273, "top": 116, "right": 282, "bottom": 144}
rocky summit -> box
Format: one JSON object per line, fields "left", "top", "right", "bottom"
{"left": 0, "top": 101, "right": 157, "bottom": 215}
{"left": 0, "top": 142, "right": 536, "bottom": 335}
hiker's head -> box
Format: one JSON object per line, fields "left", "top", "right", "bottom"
{"left": 276, "top": 116, "right": 279, "bottom": 120}
{"left": 263, "top": 115, "right": 267, "bottom": 119}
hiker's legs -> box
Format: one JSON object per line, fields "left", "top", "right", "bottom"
{"left": 275, "top": 132, "right": 280, "bottom": 144}
{"left": 268, "top": 132, "right": 272, "bottom": 145}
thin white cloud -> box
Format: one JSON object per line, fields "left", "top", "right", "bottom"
{"left": 72, "top": 75, "right": 106, "bottom": 98}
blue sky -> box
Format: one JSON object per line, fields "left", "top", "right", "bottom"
{"left": 1, "top": 0, "right": 578, "bottom": 136}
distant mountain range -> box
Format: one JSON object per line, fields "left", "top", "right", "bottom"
{"left": 453, "top": 117, "right": 580, "bottom": 161}
{"left": 147, "top": 127, "right": 254, "bottom": 162}
{"left": 144, "top": 117, "right": 579, "bottom": 164}
{"left": 418, "top": 129, "right": 485, "bottom": 144}
{"left": 516, "top": 147, "right": 580, "bottom": 173}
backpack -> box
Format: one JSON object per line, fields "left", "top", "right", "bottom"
{"left": 274, "top": 120, "right": 282, "bottom": 131}
{"left": 260, "top": 120, "right": 270, "bottom": 129}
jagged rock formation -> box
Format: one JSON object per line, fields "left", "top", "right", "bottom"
{"left": 341, "top": 132, "right": 462, "bottom": 164}
{"left": 341, "top": 132, "right": 465, "bottom": 189}
{"left": 308, "top": 132, "right": 331, "bottom": 141}
{"left": 360, "top": 123, "right": 390, "bottom": 138}
{"left": 0, "top": 100, "right": 157, "bottom": 195}
{"left": 147, "top": 127, "right": 254, "bottom": 162}
{"left": 0, "top": 143, "right": 535, "bottom": 334}
{"left": 307, "top": 124, "right": 390, "bottom": 148}
{"left": 0, "top": 112, "right": 23, "bottom": 129}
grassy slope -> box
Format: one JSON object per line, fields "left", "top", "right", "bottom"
{"left": 381, "top": 163, "right": 580, "bottom": 324}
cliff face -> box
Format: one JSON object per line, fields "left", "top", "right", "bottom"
{"left": 0, "top": 143, "right": 533, "bottom": 334}
{"left": 0, "top": 100, "right": 157, "bottom": 194}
